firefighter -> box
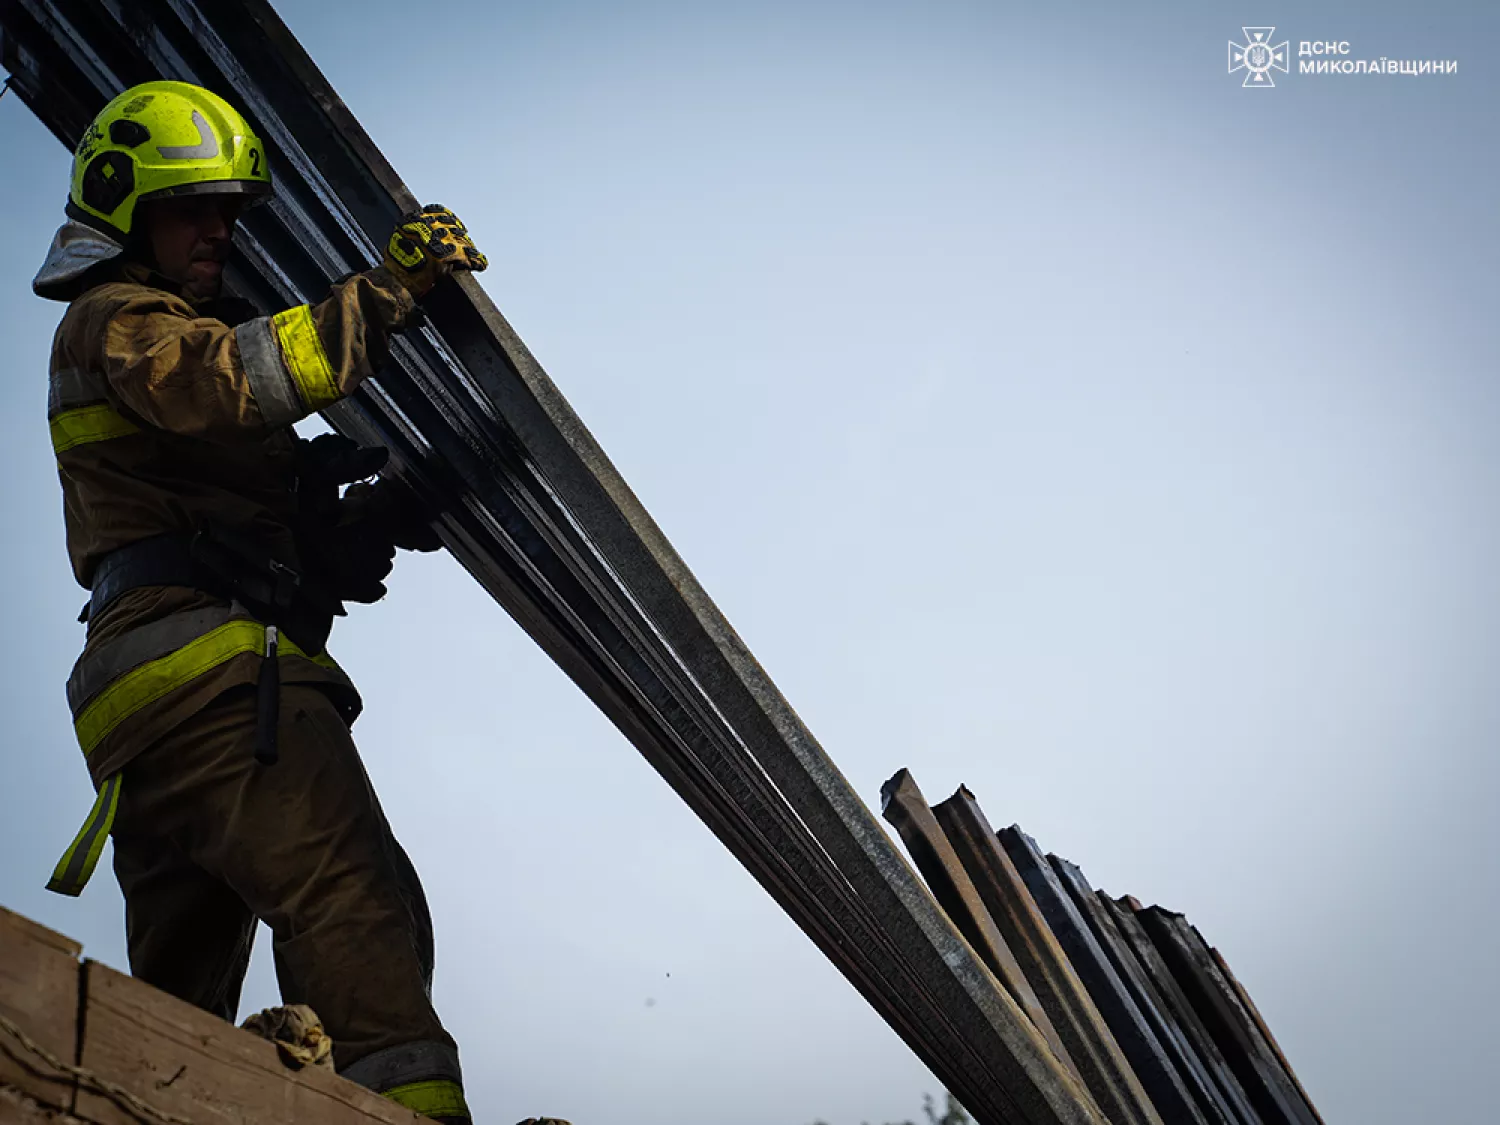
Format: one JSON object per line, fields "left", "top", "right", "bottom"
{"left": 32, "top": 79, "right": 557, "bottom": 1125}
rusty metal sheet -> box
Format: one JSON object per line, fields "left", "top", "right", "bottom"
{"left": 1134, "top": 909, "right": 1320, "bottom": 1125}
{"left": 1048, "top": 859, "right": 1249, "bottom": 1125}
{"left": 998, "top": 828, "right": 1214, "bottom": 1125}
{"left": 933, "top": 789, "right": 1169, "bottom": 1125}
{"left": 1208, "top": 949, "right": 1323, "bottom": 1125}
{"left": 879, "top": 772, "right": 1085, "bottom": 1088}
{"left": 1101, "top": 899, "right": 1263, "bottom": 1125}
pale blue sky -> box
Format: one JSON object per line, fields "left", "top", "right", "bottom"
{"left": 1, "top": 3, "right": 1495, "bottom": 1124}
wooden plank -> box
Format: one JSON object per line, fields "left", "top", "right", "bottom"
{"left": 0, "top": 907, "right": 81, "bottom": 1113}
{"left": 76, "top": 963, "right": 424, "bottom": 1125}
{"left": 0, "top": 1083, "right": 86, "bottom": 1124}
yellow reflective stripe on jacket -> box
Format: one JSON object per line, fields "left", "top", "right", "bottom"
{"left": 271, "top": 305, "right": 340, "bottom": 411}
{"left": 381, "top": 1079, "right": 470, "bottom": 1121}
{"left": 46, "top": 774, "right": 121, "bottom": 897}
{"left": 50, "top": 403, "right": 141, "bottom": 454}
{"left": 74, "top": 619, "right": 336, "bottom": 757}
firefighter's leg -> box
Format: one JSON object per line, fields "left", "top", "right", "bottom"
{"left": 118, "top": 682, "right": 470, "bottom": 1122}
{"left": 111, "top": 818, "right": 256, "bottom": 1023}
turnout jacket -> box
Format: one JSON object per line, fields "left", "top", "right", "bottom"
{"left": 34, "top": 222, "right": 418, "bottom": 893}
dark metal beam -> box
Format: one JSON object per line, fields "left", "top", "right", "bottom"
{"left": 1104, "top": 898, "right": 1264, "bottom": 1125}
{"left": 934, "top": 790, "right": 1171, "bottom": 1125}
{"left": 998, "top": 827, "right": 1210, "bottom": 1125}
{"left": 880, "top": 771, "right": 1087, "bottom": 1089}
{"left": 1206, "top": 949, "right": 1323, "bottom": 1125}
{"left": 1134, "top": 909, "right": 1320, "bottom": 1125}
{"left": 1050, "top": 861, "right": 1247, "bottom": 1125}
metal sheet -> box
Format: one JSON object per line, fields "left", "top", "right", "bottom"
{"left": 1049, "top": 860, "right": 1246, "bottom": 1125}
{"left": 1135, "top": 909, "right": 1320, "bottom": 1125}
{"left": 934, "top": 789, "right": 1168, "bottom": 1125}
{"left": 998, "top": 827, "right": 1210, "bottom": 1125}
{"left": 879, "top": 772, "right": 1086, "bottom": 1088}
{"left": 1101, "top": 899, "right": 1263, "bottom": 1125}
{"left": 0, "top": 2, "right": 1106, "bottom": 1121}
{"left": 1207, "top": 948, "right": 1323, "bottom": 1125}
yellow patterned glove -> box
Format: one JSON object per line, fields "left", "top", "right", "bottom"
{"left": 382, "top": 204, "right": 487, "bottom": 298}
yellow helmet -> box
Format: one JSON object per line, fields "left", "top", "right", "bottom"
{"left": 68, "top": 80, "right": 272, "bottom": 239}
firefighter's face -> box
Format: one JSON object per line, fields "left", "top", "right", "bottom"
{"left": 138, "top": 194, "right": 246, "bottom": 301}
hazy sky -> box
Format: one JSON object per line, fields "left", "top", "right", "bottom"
{"left": 1, "top": 3, "right": 1495, "bottom": 1124}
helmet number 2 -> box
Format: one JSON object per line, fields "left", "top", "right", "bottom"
{"left": 249, "top": 148, "right": 262, "bottom": 176}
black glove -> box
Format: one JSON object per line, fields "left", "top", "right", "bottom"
{"left": 341, "top": 478, "right": 444, "bottom": 553}
{"left": 295, "top": 434, "right": 389, "bottom": 515}
{"left": 294, "top": 434, "right": 395, "bottom": 605}
{"left": 306, "top": 520, "right": 397, "bottom": 605}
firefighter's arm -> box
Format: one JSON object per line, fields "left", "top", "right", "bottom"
{"left": 98, "top": 267, "right": 416, "bottom": 443}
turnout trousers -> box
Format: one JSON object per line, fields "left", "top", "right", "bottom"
{"left": 107, "top": 682, "right": 470, "bottom": 1121}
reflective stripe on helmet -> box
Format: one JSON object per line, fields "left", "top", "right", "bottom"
{"left": 235, "top": 315, "right": 305, "bottom": 427}
{"left": 155, "top": 110, "right": 220, "bottom": 161}
{"left": 380, "top": 1079, "right": 470, "bottom": 1121}
{"left": 45, "top": 774, "right": 121, "bottom": 897}
{"left": 49, "top": 403, "right": 140, "bottom": 454}
{"left": 271, "top": 305, "right": 341, "bottom": 412}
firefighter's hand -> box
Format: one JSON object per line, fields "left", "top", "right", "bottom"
{"left": 342, "top": 478, "right": 443, "bottom": 553}
{"left": 381, "top": 204, "right": 487, "bottom": 298}
{"left": 306, "top": 521, "right": 396, "bottom": 605}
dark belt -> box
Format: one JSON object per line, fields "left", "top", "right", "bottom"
{"left": 86, "top": 526, "right": 310, "bottom": 631}
{"left": 83, "top": 527, "right": 337, "bottom": 767}
{"left": 85, "top": 532, "right": 228, "bottom": 622}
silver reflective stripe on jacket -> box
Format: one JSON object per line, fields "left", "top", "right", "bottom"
{"left": 234, "top": 316, "right": 305, "bottom": 428}
{"left": 66, "top": 606, "right": 243, "bottom": 715}
{"left": 48, "top": 366, "right": 110, "bottom": 416}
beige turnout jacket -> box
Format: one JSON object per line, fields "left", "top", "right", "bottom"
{"left": 34, "top": 221, "right": 417, "bottom": 893}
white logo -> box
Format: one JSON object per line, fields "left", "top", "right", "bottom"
{"left": 1228, "top": 27, "right": 1289, "bottom": 87}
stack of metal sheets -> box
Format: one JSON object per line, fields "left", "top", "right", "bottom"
{"left": 883, "top": 771, "right": 1324, "bottom": 1125}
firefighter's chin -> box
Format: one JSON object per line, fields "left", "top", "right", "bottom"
{"left": 184, "top": 259, "right": 225, "bottom": 301}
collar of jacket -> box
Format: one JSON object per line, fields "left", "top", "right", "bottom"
{"left": 33, "top": 220, "right": 197, "bottom": 305}
{"left": 32, "top": 220, "right": 127, "bottom": 303}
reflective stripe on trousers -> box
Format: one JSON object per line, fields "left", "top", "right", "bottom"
{"left": 382, "top": 1079, "right": 470, "bottom": 1120}
{"left": 342, "top": 1039, "right": 469, "bottom": 1122}
{"left": 46, "top": 774, "right": 121, "bottom": 896}
{"left": 48, "top": 608, "right": 345, "bottom": 897}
